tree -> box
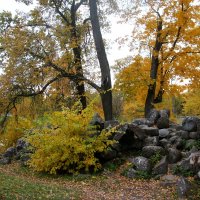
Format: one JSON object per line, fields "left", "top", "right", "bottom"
{"left": 89, "top": 0, "right": 113, "bottom": 120}
{"left": 124, "top": 0, "right": 200, "bottom": 117}
{"left": 0, "top": 0, "right": 115, "bottom": 124}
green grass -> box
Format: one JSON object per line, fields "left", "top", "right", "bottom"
{"left": 0, "top": 172, "right": 80, "bottom": 200}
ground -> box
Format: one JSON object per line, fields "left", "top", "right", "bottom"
{"left": 0, "top": 162, "right": 178, "bottom": 200}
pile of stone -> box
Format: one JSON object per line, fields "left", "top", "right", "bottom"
{"left": 1, "top": 110, "right": 200, "bottom": 180}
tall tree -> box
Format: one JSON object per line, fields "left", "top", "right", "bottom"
{"left": 122, "top": 0, "right": 200, "bottom": 117}
{"left": 89, "top": 0, "right": 113, "bottom": 120}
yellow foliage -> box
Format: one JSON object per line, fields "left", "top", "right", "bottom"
{"left": 26, "top": 101, "right": 115, "bottom": 174}
{"left": 0, "top": 117, "right": 32, "bottom": 153}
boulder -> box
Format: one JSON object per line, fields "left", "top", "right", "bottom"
{"left": 156, "top": 117, "right": 169, "bottom": 129}
{"left": 0, "top": 157, "right": 11, "bottom": 165}
{"left": 125, "top": 168, "right": 137, "bottom": 179}
{"left": 177, "top": 177, "right": 191, "bottom": 199}
{"left": 3, "top": 147, "right": 16, "bottom": 158}
{"left": 141, "top": 126, "right": 159, "bottom": 137}
{"left": 144, "top": 136, "right": 159, "bottom": 146}
{"left": 177, "top": 130, "right": 189, "bottom": 140}
{"left": 132, "top": 118, "right": 154, "bottom": 127}
{"left": 160, "top": 174, "right": 178, "bottom": 187}
{"left": 159, "top": 109, "right": 170, "bottom": 118}
{"left": 128, "top": 124, "right": 146, "bottom": 140}
{"left": 182, "top": 116, "right": 200, "bottom": 132}
{"left": 131, "top": 156, "right": 151, "bottom": 172}
{"left": 104, "top": 120, "right": 119, "bottom": 129}
{"left": 189, "top": 132, "right": 200, "bottom": 139}
{"left": 89, "top": 113, "right": 104, "bottom": 130}
{"left": 167, "top": 148, "right": 182, "bottom": 164}
{"left": 159, "top": 129, "right": 170, "bottom": 138}
{"left": 189, "top": 152, "right": 200, "bottom": 172}
{"left": 152, "top": 156, "right": 168, "bottom": 175}
{"left": 147, "top": 109, "right": 160, "bottom": 124}
{"left": 142, "top": 146, "right": 165, "bottom": 158}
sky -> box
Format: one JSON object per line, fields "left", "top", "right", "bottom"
{"left": 0, "top": 0, "right": 133, "bottom": 66}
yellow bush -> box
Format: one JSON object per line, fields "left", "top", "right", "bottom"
{"left": 27, "top": 102, "right": 115, "bottom": 174}
{"left": 0, "top": 116, "right": 32, "bottom": 153}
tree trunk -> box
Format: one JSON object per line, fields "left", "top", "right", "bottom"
{"left": 144, "top": 18, "right": 163, "bottom": 117}
{"left": 89, "top": 0, "right": 113, "bottom": 120}
{"left": 71, "top": 4, "right": 87, "bottom": 109}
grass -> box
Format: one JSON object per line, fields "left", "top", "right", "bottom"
{"left": 0, "top": 172, "right": 80, "bottom": 200}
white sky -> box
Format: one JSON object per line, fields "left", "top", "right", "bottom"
{"left": 0, "top": 0, "right": 133, "bottom": 66}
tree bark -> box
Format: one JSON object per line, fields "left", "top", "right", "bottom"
{"left": 145, "top": 18, "right": 163, "bottom": 118}
{"left": 71, "top": 2, "right": 87, "bottom": 109}
{"left": 89, "top": 0, "right": 113, "bottom": 120}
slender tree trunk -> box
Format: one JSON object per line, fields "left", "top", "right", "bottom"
{"left": 145, "top": 18, "right": 163, "bottom": 117}
{"left": 89, "top": 0, "right": 113, "bottom": 120}
{"left": 71, "top": 4, "right": 87, "bottom": 109}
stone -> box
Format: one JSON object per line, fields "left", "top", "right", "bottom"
{"left": 144, "top": 136, "right": 159, "bottom": 146}
{"left": 175, "top": 158, "right": 192, "bottom": 172}
{"left": 3, "top": 147, "right": 16, "bottom": 158}
{"left": 125, "top": 168, "right": 137, "bottom": 179}
{"left": 159, "top": 129, "right": 170, "bottom": 138}
{"left": 152, "top": 156, "right": 168, "bottom": 175}
{"left": 142, "top": 146, "right": 165, "bottom": 158}
{"left": 148, "top": 109, "right": 160, "bottom": 124}
{"left": 189, "top": 132, "right": 200, "bottom": 139}
{"left": 141, "top": 126, "right": 159, "bottom": 137}
{"left": 89, "top": 113, "right": 104, "bottom": 130}
{"left": 132, "top": 156, "right": 151, "bottom": 172}
{"left": 159, "top": 138, "right": 170, "bottom": 148}
{"left": 99, "top": 149, "right": 117, "bottom": 162}
{"left": 132, "top": 118, "right": 154, "bottom": 126}
{"left": 167, "top": 148, "right": 182, "bottom": 164}
{"left": 176, "top": 130, "right": 189, "bottom": 139}
{"left": 177, "top": 177, "right": 191, "bottom": 199}
{"left": 159, "top": 109, "right": 170, "bottom": 118}
{"left": 128, "top": 124, "right": 146, "bottom": 140}
{"left": 160, "top": 174, "right": 178, "bottom": 187}
{"left": 0, "top": 157, "right": 11, "bottom": 165}
{"left": 16, "top": 138, "right": 30, "bottom": 152}
{"left": 182, "top": 116, "right": 200, "bottom": 132}
{"left": 104, "top": 120, "right": 119, "bottom": 129}
{"left": 156, "top": 117, "right": 169, "bottom": 129}
{"left": 189, "top": 152, "right": 200, "bottom": 172}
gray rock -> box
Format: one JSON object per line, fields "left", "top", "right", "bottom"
{"left": 16, "top": 138, "right": 30, "bottom": 152}
{"left": 132, "top": 156, "right": 151, "bottom": 172}
{"left": 156, "top": 117, "right": 169, "bottom": 129}
{"left": 169, "top": 136, "right": 179, "bottom": 144}
{"left": 152, "top": 156, "right": 168, "bottom": 175}
{"left": 104, "top": 120, "right": 119, "bottom": 129}
{"left": 189, "top": 132, "right": 200, "bottom": 139}
{"left": 89, "top": 113, "right": 104, "bottom": 130}
{"left": 132, "top": 118, "right": 154, "bottom": 126}
{"left": 141, "top": 126, "right": 159, "bottom": 137}
{"left": 189, "top": 152, "right": 200, "bottom": 172}
{"left": 148, "top": 109, "right": 160, "bottom": 124}
{"left": 159, "top": 109, "right": 170, "bottom": 118}
{"left": 177, "top": 177, "right": 191, "bottom": 199}
{"left": 3, "top": 147, "right": 16, "bottom": 158}
{"left": 177, "top": 130, "right": 189, "bottom": 140}
{"left": 182, "top": 116, "right": 200, "bottom": 132}
{"left": 100, "top": 149, "right": 117, "bottom": 161}
{"left": 159, "top": 138, "right": 170, "bottom": 148}
{"left": 175, "top": 158, "right": 192, "bottom": 172}
{"left": 144, "top": 136, "right": 159, "bottom": 146}
{"left": 0, "top": 157, "right": 11, "bottom": 165}
{"left": 128, "top": 124, "right": 146, "bottom": 140}
{"left": 125, "top": 168, "right": 137, "bottom": 179}
{"left": 142, "top": 146, "right": 165, "bottom": 158}
{"left": 160, "top": 174, "right": 178, "bottom": 187}
{"left": 167, "top": 148, "right": 182, "bottom": 164}
{"left": 159, "top": 129, "right": 170, "bottom": 138}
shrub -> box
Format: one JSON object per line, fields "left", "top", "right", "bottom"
{"left": 26, "top": 102, "right": 115, "bottom": 174}
{"left": 0, "top": 116, "right": 32, "bottom": 153}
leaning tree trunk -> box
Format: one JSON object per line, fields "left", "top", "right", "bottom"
{"left": 89, "top": 0, "right": 113, "bottom": 120}
{"left": 145, "top": 18, "right": 163, "bottom": 118}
